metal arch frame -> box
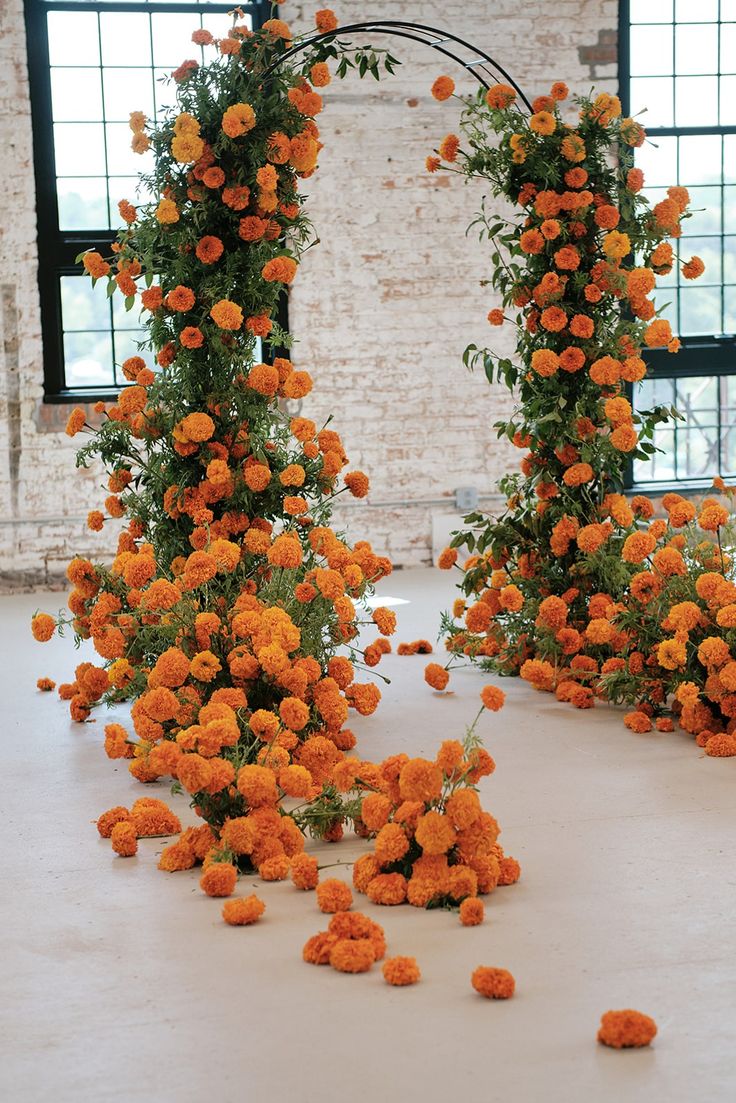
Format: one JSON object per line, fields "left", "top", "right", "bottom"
{"left": 261, "top": 20, "right": 533, "bottom": 112}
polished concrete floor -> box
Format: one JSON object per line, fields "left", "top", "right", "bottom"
{"left": 3, "top": 568, "right": 735, "bottom": 1102}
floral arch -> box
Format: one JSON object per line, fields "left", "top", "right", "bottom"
{"left": 30, "top": 7, "right": 730, "bottom": 946}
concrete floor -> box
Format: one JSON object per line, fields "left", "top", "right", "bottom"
{"left": 2, "top": 568, "right": 735, "bottom": 1103}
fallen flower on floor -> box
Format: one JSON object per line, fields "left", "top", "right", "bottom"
{"left": 110, "top": 821, "right": 138, "bottom": 857}
{"left": 397, "top": 640, "right": 433, "bottom": 655}
{"left": 382, "top": 956, "right": 421, "bottom": 985}
{"left": 222, "top": 895, "right": 265, "bottom": 925}
{"left": 471, "top": 966, "right": 515, "bottom": 999}
{"left": 597, "top": 1009, "right": 657, "bottom": 1048}
{"left": 36, "top": 677, "right": 55, "bottom": 691}
{"left": 316, "top": 878, "right": 353, "bottom": 912}
{"left": 459, "top": 897, "right": 485, "bottom": 925}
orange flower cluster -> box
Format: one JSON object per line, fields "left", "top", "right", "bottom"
{"left": 429, "top": 78, "right": 725, "bottom": 756}
{"left": 349, "top": 690, "right": 519, "bottom": 910}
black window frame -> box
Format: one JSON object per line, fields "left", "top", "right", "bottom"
{"left": 619, "top": 0, "right": 736, "bottom": 490}
{"left": 25, "top": 0, "right": 274, "bottom": 404}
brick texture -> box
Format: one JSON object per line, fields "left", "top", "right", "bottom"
{"left": 0, "top": 0, "right": 618, "bottom": 589}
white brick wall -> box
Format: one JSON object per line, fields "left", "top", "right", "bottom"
{"left": 0, "top": 0, "right": 617, "bottom": 587}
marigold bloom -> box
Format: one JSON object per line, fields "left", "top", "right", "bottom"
{"left": 316, "top": 878, "right": 353, "bottom": 913}
{"left": 383, "top": 956, "right": 421, "bottom": 985}
{"left": 31, "top": 613, "right": 56, "bottom": 642}
{"left": 530, "top": 110, "right": 555, "bottom": 135}
{"left": 200, "top": 862, "right": 237, "bottom": 897}
{"left": 424, "top": 662, "right": 449, "bottom": 691}
{"left": 598, "top": 1009, "right": 657, "bottom": 1048}
{"left": 431, "top": 75, "right": 455, "bottom": 101}
{"left": 222, "top": 102, "right": 256, "bottom": 138}
{"left": 460, "top": 897, "right": 485, "bottom": 925}
{"left": 480, "top": 684, "right": 505, "bottom": 711}
{"left": 330, "top": 938, "right": 376, "bottom": 973}
{"left": 222, "top": 895, "right": 265, "bottom": 925}
{"left": 111, "top": 821, "right": 137, "bottom": 857}
{"left": 210, "top": 299, "right": 243, "bottom": 330}
{"left": 261, "top": 256, "right": 298, "bottom": 283}
{"left": 471, "top": 966, "right": 515, "bottom": 999}
{"left": 531, "top": 349, "right": 559, "bottom": 377}
{"left": 624, "top": 711, "right": 652, "bottom": 733}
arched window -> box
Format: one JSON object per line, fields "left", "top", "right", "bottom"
{"left": 25, "top": 0, "right": 271, "bottom": 401}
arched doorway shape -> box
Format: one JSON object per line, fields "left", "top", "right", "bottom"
{"left": 263, "top": 20, "right": 532, "bottom": 111}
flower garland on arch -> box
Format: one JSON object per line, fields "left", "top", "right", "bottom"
{"left": 31, "top": 8, "right": 519, "bottom": 917}
{"left": 427, "top": 79, "right": 736, "bottom": 757}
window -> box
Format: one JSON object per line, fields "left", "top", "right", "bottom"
{"left": 620, "top": 0, "right": 736, "bottom": 486}
{"left": 26, "top": 1, "right": 271, "bottom": 402}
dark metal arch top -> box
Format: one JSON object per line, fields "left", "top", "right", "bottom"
{"left": 262, "top": 19, "right": 533, "bottom": 112}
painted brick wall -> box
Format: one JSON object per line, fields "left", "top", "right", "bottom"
{"left": 0, "top": 0, "right": 617, "bottom": 589}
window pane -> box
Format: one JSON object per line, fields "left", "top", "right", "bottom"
{"left": 99, "top": 12, "right": 152, "bottom": 66}
{"left": 675, "top": 0, "right": 719, "bottom": 19}
{"left": 683, "top": 188, "right": 722, "bottom": 236}
{"left": 64, "top": 331, "right": 115, "bottom": 389}
{"left": 50, "top": 69, "right": 103, "bottom": 121}
{"left": 636, "top": 136, "right": 677, "bottom": 186}
{"left": 151, "top": 12, "right": 202, "bottom": 67}
{"left": 103, "top": 68, "right": 155, "bottom": 122}
{"left": 725, "top": 289, "right": 736, "bottom": 331}
{"left": 721, "top": 24, "right": 736, "bottom": 72}
{"left": 675, "top": 23, "right": 718, "bottom": 73}
{"left": 724, "top": 238, "right": 736, "bottom": 282}
{"left": 675, "top": 76, "right": 718, "bottom": 126}
{"left": 634, "top": 427, "right": 676, "bottom": 483}
{"left": 678, "top": 134, "right": 722, "bottom": 185}
{"left": 679, "top": 285, "right": 722, "bottom": 333}
{"left": 723, "top": 187, "right": 736, "bottom": 233}
{"left": 106, "top": 123, "right": 152, "bottom": 175}
{"left": 47, "top": 12, "right": 100, "bottom": 67}
{"left": 630, "top": 25, "right": 674, "bottom": 76}
{"left": 108, "top": 176, "right": 152, "bottom": 220}
{"left": 721, "top": 77, "right": 736, "bottom": 125}
{"left": 57, "top": 178, "right": 109, "bottom": 230}
{"left": 676, "top": 374, "right": 718, "bottom": 413}
{"left": 53, "top": 122, "right": 106, "bottom": 175}
{"left": 113, "top": 329, "right": 148, "bottom": 371}
{"left": 676, "top": 425, "right": 719, "bottom": 478}
{"left": 152, "top": 69, "right": 179, "bottom": 117}
{"left": 61, "top": 276, "right": 111, "bottom": 332}
{"left": 631, "top": 0, "right": 673, "bottom": 21}
{"left": 630, "top": 77, "right": 673, "bottom": 125}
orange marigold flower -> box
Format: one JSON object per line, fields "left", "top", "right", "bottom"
{"left": 520, "top": 228, "right": 544, "bottom": 254}
{"left": 531, "top": 349, "right": 559, "bottom": 377}
{"left": 682, "top": 255, "right": 704, "bottom": 280}
{"left": 222, "top": 102, "right": 256, "bottom": 138}
{"left": 563, "top": 462, "right": 594, "bottom": 487}
{"left": 598, "top": 1009, "right": 657, "bottom": 1049}
{"left": 610, "top": 424, "right": 638, "bottom": 452}
{"left": 624, "top": 711, "right": 652, "bottom": 733}
{"left": 65, "top": 407, "right": 87, "bottom": 436}
{"left": 330, "top": 938, "right": 376, "bottom": 973}
{"left": 561, "top": 133, "right": 585, "bottom": 162}
{"left": 222, "top": 895, "right": 265, "bottom": 925}
{"left": 554, "top": 245, "right": 581, "bottom": 271}
{"left": 382, "top": 956, "right": 421, "bottom": 985}
{"left": 471, "top": 966, "right": 515, "bottom": 999}
{"left": 31, "top": 612, "right": 56, "bottom": 642}
{"left": 180, "top": 326, "right": 204, "bottom": 348}
{"left": 316, "top": 878, "right": 353, "bottom": 913}
{"left": 460, "top": 898, "right": 485, "bottom": 925}
{"left": 415, "top": 811, "right": 456, "bottom": 855}
{"left": 424, "top": 662, "right": 449, "bottom": 691}
{"left": 431, "top": 75, "right": 455, "bottom": 101}
{"left": 200, "top": 862, "right": 237, "bottom": 897}
{"left": 551, "top": 81, "right": 569, "bottom": 100}
{"left": 111, "top": 821, "right": 137, "bottom": 857}
{"left": 439, "top": 133, "right": 460, "bottom": 161}
{"left": 155, "top": 198, "right": 179, "bottom": 224}
{"left": 210, "top": 299, "right": 243, "bottom": 330}
{"left": 487, "top": 308, "right": 504, "bottom": 325}
{"left": 644, "top": 318, "right": 673, "bottom": 348}
{"left": 486, "top": 83, "right": 516, "bottom": 109}
{"left": 195, "top": 236, "right": 224, "bottom": 264}
{"left": 530, "top": 110, "right": 555, "bottom": 135}
{"left": 262, "top": 256, "right": 298, "bottom": 283}
{"left": 315, "top": 8, "right": 338, "bottom": 33}
{"left": 480, "top": 684, "right": 505, "bottom": 711}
